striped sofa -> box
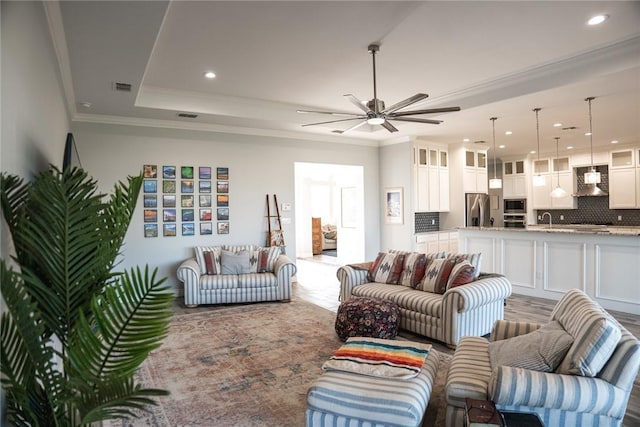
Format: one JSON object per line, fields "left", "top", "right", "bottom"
{"left": 177, "top": 244, "right": 297, "bottom": 306}
{"left": 445, "top": 289, "right": 640, "bottom": 427}
{"left": 337, "top": 259, "right": 512, "bottom": 347}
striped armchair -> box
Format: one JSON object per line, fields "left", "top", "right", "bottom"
{"left": 445, "top": 289, "right": 640, "bottom": 427}
{"left": 337, "top": 262, "right": 512, "bottom": 347}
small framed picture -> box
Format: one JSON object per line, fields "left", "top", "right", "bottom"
{"left": 217, "top": 207, "right": 229, "bottom": 220}
{"left": 163, "top": 223, "right": 177, "bottom": 237}
{"left": 143, "top": 194, "right": 157, "bottom": 208}
{"left": 384, "top": 187, "right": 404, "bottom": 225}
{"left": 200, "top": 208, "right": 212, "bottom": 221}
{"left": 143, "top": 209, "right": 157, "bottom": 223}
{"left": 181, "top": 180, "right": 194, "bottom": 193}
{"left": 162, "top": 180, "right": 176, "bottom": 193}
{"left": 199, "top": 181, "right": 212, "bottom": 193}
{"left": 181, "top": 195, "right": 194, "bottom": 207}
{"left": 144, "top": 223, "right": 158, "bottom": 238}
{"left": 182, "top": 223, "right": 195, "bottom": 236}
{"left": 217, "top": 167, "right": 229, "bottom": 180}
{"left": 217, "top": 222, "right": 229, "bottom": 234}
{"left": 162, "top": 165, "right": 176, "bottom": 179}
{"left": 143, "top": 165, "right": 157, "bottom": 178}
{"left": 200, "top": 222, "right": 213, "bottom": 235}
{"left": 181, "top": 166, "right": 194, "bottom": 179}
{"left": 217, "top": 181, "right": 229, "bottom": 193}
{"left": 199, "top": 195, "right": 212, "bottom": 207}
{"left": 163, "top": 209, "right": 177, "bottom": 222}
{"left": 217, "top": 194, "right": 229, "bottom": 207}
{"left": 199, "top": 166, "right": 212, "bottom": 179}
{"left": 182, "top": 209, "right": 194, "bottom": 222}
{"left": 143, "top": 179, "right": 157, "bottom": 193}
{"left": 162, "top": 195, "right": 176, "bottom": 208}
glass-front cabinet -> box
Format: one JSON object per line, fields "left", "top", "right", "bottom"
{"left": 414, "top": 144, "right": 450, "bottom": 212}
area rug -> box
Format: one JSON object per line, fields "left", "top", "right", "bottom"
{"left": 107, "top": 299, "right": 449, "bottom": 426}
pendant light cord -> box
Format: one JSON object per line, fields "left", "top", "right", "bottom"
{"left": 586, "top": 97, "right": 595, "bottom": 168}
{"left": 555, "top": 136, "right": 561, "bottom": 185}
{"left": 534, "top": 108, "right": 541, "bottom": 161}
{"left": 491, "top": 117, "right": 498, "bottom": 179}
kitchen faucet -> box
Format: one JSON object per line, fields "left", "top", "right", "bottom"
{"left": 541, "top": 211, "right": 552, "bottom": 228}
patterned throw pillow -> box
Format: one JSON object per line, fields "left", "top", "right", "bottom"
{"left": 446, "top": 261, "right": 476, "bottom": 290}
{"left": 203, "top": 250, "right": 222, "bottom": 275}
{"left": 196, "top": 246, "right": 221, "bottom": 275}
{"left": 399, "top": 253, "right": 428, "bottom": 287}
{"left": 419, "top": 258, "right": 457, "bottom": 294}
{"left": 250, "top": 246, "right": 281, "bottom": 273}
{"left": 446, "top": 253, "right": 482, "bottom": 279}
{"left": 368, "top": 252, "right": 406, "bottom": 285}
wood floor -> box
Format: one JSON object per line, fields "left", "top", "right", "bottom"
{"left": 293, "top": 257, "right": 640, "bottom": 426}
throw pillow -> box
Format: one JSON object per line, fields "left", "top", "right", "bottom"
{"left": 221, "top": 250, "right": 251, "bottom": 275}
{"left": 446, "top": 261, "right": 476, "bottom": 290}
{"left": 203, "top": 250, "right": 221, "bottom": 275}
{"left": 419, "top": 258, "right": 457, "bottom": 294}
{"left": 368, "top": 252, "right": 405, "bottom": 285}
{"left": 488, "top": 321, "right": 574, "bottom": 372}
{"left": 195, "top": 246, "right": 221, "bottom": 275}
{"left": 251, "top": 246, "right": 281, "bottom": 273}
{"left": 399, "top": 253, "right": 428, "bottom": 287}
{"left": 446, "top": 253, "right": 482, "bottom": 279}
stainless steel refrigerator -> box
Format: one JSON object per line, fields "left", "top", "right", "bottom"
{"left": 465, "top": 193, "right": 491, "bottom": 227}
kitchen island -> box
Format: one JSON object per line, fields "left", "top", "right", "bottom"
{"left": 458, "top": 226, "right": 640, "bottom": 315}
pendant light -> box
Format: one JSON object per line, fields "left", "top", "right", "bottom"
{"left": 532, "top": 107, "right": 545, "bottom": 187}
{"left": 584, "top": 97, "right": 600, "bottom": 184}
{"left": 550, "top": 137, "right": 568, "bottom": 198}
{"left": 488, "top": 117, "right": 502, "bottom": 189}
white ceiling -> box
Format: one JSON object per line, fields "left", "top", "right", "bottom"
{"left": 55, "top": 1, "right": 640, "bottom": 158}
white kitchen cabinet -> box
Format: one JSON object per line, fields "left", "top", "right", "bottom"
{"left": 571, "top": 150, "right": 609, "bottom": 167}
{"left": 463, "top": 149, "right": 488, "bottom": 193}
{"left": 416, "top": 230, "right": 458, "bottom": 253}
{"left": 611, "top": 149, "right": 634, "bottom": 168}
{"left": 609, "top": 167, "right": 637, "bottom": 208}
{"left": 530, "top": 157, "right": 575, "bottom": 209}
{"left": 414, "top": 145, "right": 450, "bottom": 212}
{"left": 503, "top": 159, "right": 527, "bottom": 198}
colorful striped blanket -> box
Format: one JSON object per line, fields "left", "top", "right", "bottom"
{"left": 322, "top": 337, "right": 431, "bottom": 379}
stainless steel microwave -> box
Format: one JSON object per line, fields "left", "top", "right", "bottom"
{"left": 504, "top": 198, "right": 526, "bottom": 213}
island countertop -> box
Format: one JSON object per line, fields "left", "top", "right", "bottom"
{"left": 460, "top": 225, "right": 640, "bottom": 236}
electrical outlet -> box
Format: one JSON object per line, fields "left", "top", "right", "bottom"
{"left": 281, "top": 203, "right": 291, "bottom": 211}
{"left": 537, "top": 215, "right": 541, "bottom": 220}
{"left": 618, "top": 215, "right": 622, "bottom": 221}
{"left": 560, "top": 215, "right": 564, "bottom": 220}
{"left": 281, "top": 217, "right": 291, "bottom": 224}
{"left": 431, "top": 219, "right": 435, "bottom": 225}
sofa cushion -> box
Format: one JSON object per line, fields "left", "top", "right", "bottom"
{"left": 553, "top": 289, "right": 622, "bottom": 377}
{"left": 446, "top": 261, "right": 476, "bottom": 290}
{"left": 368, "top": 252, "right": 405, "bottom": 285}
{"left": 221, "top": 250, "right": 251, "bottom": 274}
{"left": 398, "top": 252, "right": 428, "bottom": 287}
{"left": 237, "top": 272, "right": 277, "bottom": 288}
{"left": 418, "top": 258, "right": 457, "bottom": 294}
{"left": 200, "top": 274, "right": 238, "bottom": 290}
{"left": 446, "top": 253, "right": 482, "bottom": 279}
{"left": 351, "top": 282, "right": 412, "bottom": 302}
{"left": 250, "top": 246, "right": 281, "bottom": 273}
{"left": 390, "top": 288, "right": 443, "bottom": 318}
{"left": 488, "top": 320, "right": 574, "bottom": 372}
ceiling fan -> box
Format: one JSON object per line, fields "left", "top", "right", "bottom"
{"left": 297, "top": 43, "right": 461, "bottom": 134}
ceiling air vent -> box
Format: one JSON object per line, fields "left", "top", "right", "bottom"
{"left": 113, "top": 82, "right": 132, "bottom": 92}
{"left": 177, "top": 112, "right": 198, "bottom": 119}
{"left": 474, "top": 140, "right": 486, "bottom": 144}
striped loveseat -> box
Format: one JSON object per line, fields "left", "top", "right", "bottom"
{"left": 337, "top": 253, "right": 512, "bottom": 347}
{"left": 445, "top": 289, "right": 640, "bottom": 427}
{"left": 177, "top": 244, "right": 297, "bottom": 306}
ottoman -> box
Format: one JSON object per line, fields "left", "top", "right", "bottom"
{"left": 306, "top": 338, "right": 440, "bottom": 427}
{"left": 335, "top": 296, "right": 400, "bottom": 341}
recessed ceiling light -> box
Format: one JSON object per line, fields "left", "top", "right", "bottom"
{"left": 611, "top": 140, "right": 619, "bottom": 144}
{"left": 80, "top": 102, "right": 92, "bottom": 108}
{"left": 553, "top": 122, "right": 563, "bottom": 127}
{"left": 499, "top": 145, "right": 506, "bottom": 149}
{"left": 463, "top": 138, "right": 470, "bottom": 142}
{"left": 204, "top": 71, "right": 216, "bottom": 79}
{"left": 530, "top": 150, "right": 537, "bottom": 154}
{"left": 587, "top": 15, "right": 608, "bottom": 26}
{"left": 567, "top": 146, "right": 574, "bottom": 150}
{"left": 505, "top": 131, "right": 512, "bottom": 136}
{"left": 585, "top": 132, "right": 592, "bottom": 136}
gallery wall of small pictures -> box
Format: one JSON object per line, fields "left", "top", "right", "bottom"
{"left": 142, "top": 165, "right": 230, "bottom": 237}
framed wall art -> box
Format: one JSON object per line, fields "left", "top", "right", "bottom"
{"left": 217, "top": 207, "right": 229, "bottom": 220}
{"left": 143, "top": 179, "right": 157, "bottom": 193}
{"left": 162, "top": 165, "right": 176, "bottom": 179}
{"left": 200, "top": 222, "right": 212, "bottom": 235}
{"left": 182, "top": 209, "right": 194, "bottom": 222}
{"left": 199, "top": 181, "right": 211, "bottom": 193}
{"left": 217, "top": 181, "right": 229, "bottom": 193}
{"left": 143, "top": 194, "right": 157, "bottom": 208}
{"left": 384, "top": 187, "right": 404, "bottom": 225}
{"left": 200, "top": 208, "right": 212, "bottom": 221}
{"left": 217, "top": 194, "right": 229, "bottom": 207}
{"left": 199, "top": 166, "right": 211, "bottom": 179}
{"left": 181, "top": 180, "right": 194, "bottom": 193}
{"left": 181, "top": 195, "right": 194, "bottom": 207}
{"left": 182, "top": 223, "right": 195, "bottom": 236}
{"left": 143, "top": 165, "right": 157, "bottom": 178}
{"left": 143, "top": 209, "right": 157, "bottom": 223}
{"left": 217, "top": 222, "right": 229, "bottom": 234}
{"left": 144, "top": 224, "right": 158, "bottom": 238}
{"left": 181, "top": 166, "right": 194, "bottom": 179}
{"left": 162, "top": 195, "right": 176, "bottom": 208}
{"left": 162, "top": 180, "right": 176, "bottom": 193}
{"left": 199, "top": 195, "right": 212, "bottom": 207}
{"left": 163, "top": 223, "right": 176, "bottom": 237}
{"left": 216, "top": 167, "right": 228, "bottom": 180}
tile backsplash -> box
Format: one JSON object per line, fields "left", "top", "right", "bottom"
{"left": 415, "top": 212, "right": 439, "bottom": 233}
{"left": 536, "top": 196, "right": 640, "bottom": 226}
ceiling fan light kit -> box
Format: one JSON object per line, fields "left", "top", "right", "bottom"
{"left": 489, "top": 117, "right": 502, "bottom": 189}
{"left": 298, "top": 43, "right": 460, "bottom": 134}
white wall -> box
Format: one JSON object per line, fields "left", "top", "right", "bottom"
{"left": 71, "top": 122, "right": 380, "bottom": 293}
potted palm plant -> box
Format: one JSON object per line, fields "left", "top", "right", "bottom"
{"left": 0, "top": 166, "right": 173, "bottom": 426}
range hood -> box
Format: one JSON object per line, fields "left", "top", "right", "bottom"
{"left": 573, "top": 165, "right": 608, "bottom": 197}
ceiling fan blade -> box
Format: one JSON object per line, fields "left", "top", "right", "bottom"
{"left": 344, "top": 94, "right": 371, "bottom": 113}
{"left": 392, "top": 106, "right": 461, "bottom": 117}
{"left": 382, "top": 93, "right": 429, "bottom": 114}
{"left": 301, "top": 117, "right": 365, "bottom": 127}
{"left": 381, "top": 121, "right": 399, "bottom": 133}
{"left": 333, "top": 120, "right": 368, "bottom": 135}
{"left": 388, "top": 116, "right": 442, "bottom": 125}
{"left": 297, "top": 109, "right": 363, "bottom": 117}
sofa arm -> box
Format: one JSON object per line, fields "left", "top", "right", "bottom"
{"left": 177, "top": 258, "right": 201, "bottom": 306}
{"left": 274, "top": 254, "right": 297, "bottom": 301}
{"left": 490, "top": 320, "right": 542, "bottom": 342}
{"left": 444, "top": 274, "right": 512, "bottom": 313}
{"left": 336, "top": 262, "right": 372, "bottom": 302}
{"left": 490, "top": 366, "right": 628, "bottom": 419}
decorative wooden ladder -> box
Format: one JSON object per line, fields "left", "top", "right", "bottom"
{"left": 266, "top": 194, "right": 285, "bottom": 253}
